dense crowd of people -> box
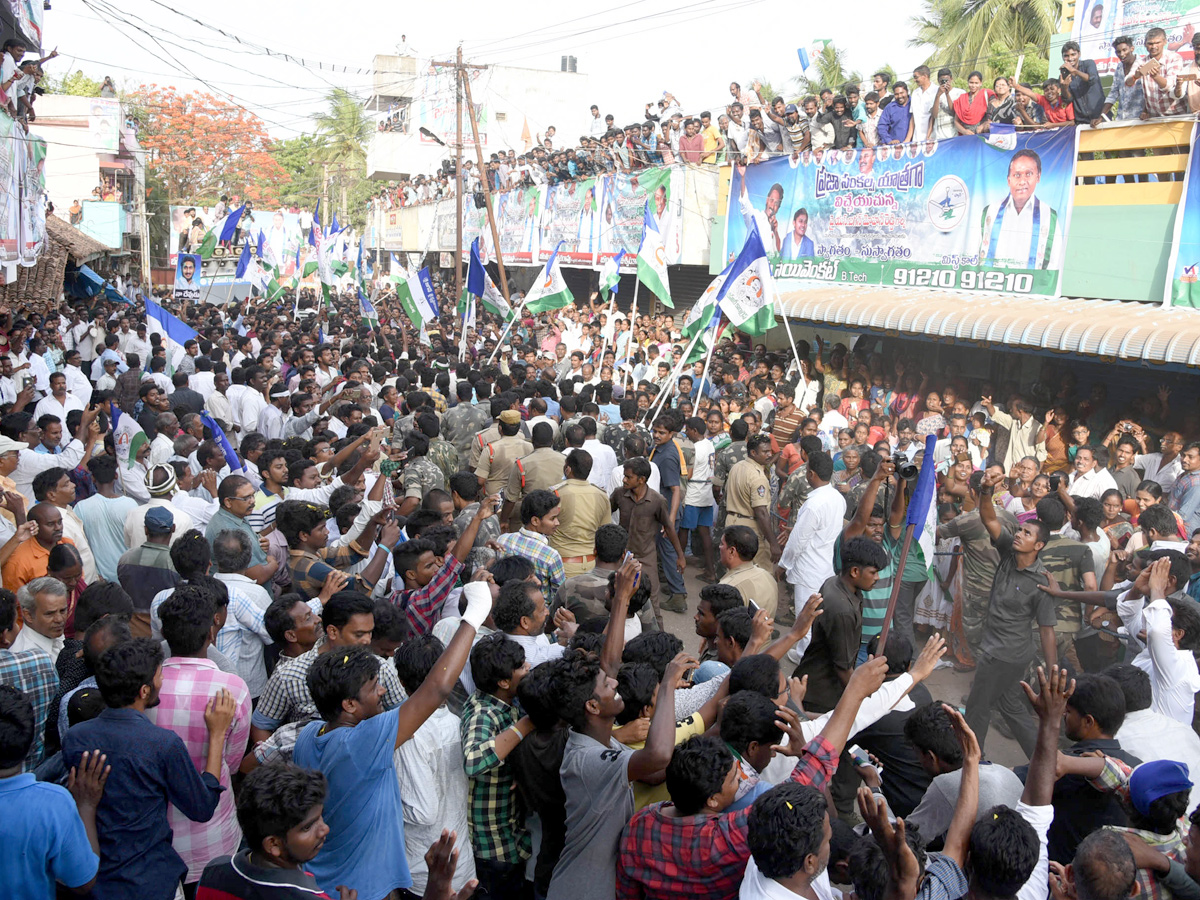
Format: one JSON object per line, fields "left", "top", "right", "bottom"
{"left": 373, "top": 27, "right": 1200, "bottom": 211}
{"left": 1, "top": 274, "right": 1200, "bottom": 900}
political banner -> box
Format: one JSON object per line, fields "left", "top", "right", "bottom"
{"left": 1164, "top": 123, "right": 1200, "bottom": 306}
{"left": 169, "top": 206, "right": 305, "bottom": 271}
{"left": 495, "top": 184, "right": 541, "bottom": 265}
{"left": 724, "top": 127, "right": 1079, "bottom": 298}
{"left": 173, "top": 253, "right": 202, "bottom": 302}
{"left": 538, "top": 177, "right": 598, "bottom": 264}
{"left": 1074, "top": 0, "right": 1200, "bottom": 76}
{"left": 596, "top": 168, "right": 683, "bottom": 268}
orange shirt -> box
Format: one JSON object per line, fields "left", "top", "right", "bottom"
{"left": 2, "top": 537, "right": 74, "bottom": 594}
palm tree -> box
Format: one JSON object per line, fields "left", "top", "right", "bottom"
{"left": 909, "top": 0, "right": 1061, "bottom": 83}
{"left": 748, "top": 76, "right": 784, "bottom": 106}
{"left": 791, "top": 43, "right": 863, "bottom": 100}
{"left": 313, "top": 88, "right": 372, "bottom": 226}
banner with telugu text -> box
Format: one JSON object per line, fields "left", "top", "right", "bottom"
{"left": 723, "top": 127, "right": 1079, "bottom": 299}
{"left": 1074, "top": 0, "right": 1200, "bottom": 77}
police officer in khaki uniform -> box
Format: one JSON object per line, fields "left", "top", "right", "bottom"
{"left": 550, "top": 448, "right": 614, "bottom": 578}
{"left": 501, "top": 421, "right": 567, "bottom": 531}
{"left": 717, "top": 524, "right": 781, "bottom": 616}
{"left": 723, "top": 434, "right": 781, "bottom": 571}
{"left": 475, "top": 409, "right": 533, "bottom": 498}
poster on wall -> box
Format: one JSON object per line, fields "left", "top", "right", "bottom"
{"left": 495, "top": 185, "right": 540, "bottom": 265}
{"left": 595, "top": 168, "right": 683, "bottom": 269}
{"left": 538, "top": 177, "right": 598, "bottom": 265}
{"left": 724, "top": 127, "right": 1079, "bottom": 298}
{"left": 1075, "top": 0, "right": 1200, "bottom": 76}
{"left": 1164, "top": 123, "right": 1200, "bottom": 306}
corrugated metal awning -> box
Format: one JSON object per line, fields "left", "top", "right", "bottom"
{"left": 776, "top": 285, "right": 1200, "bottom": 368}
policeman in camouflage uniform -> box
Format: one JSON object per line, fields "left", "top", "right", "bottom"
{"left": 399, "top": 431, "right": 446, "bottom": 514}
{"left": 712, "top": 419, "right": 750, "bottom": 543}
{"left": 475, "top": 409, "right": 532, "bottom": 497}
{"left": 466, "top": 397, "right": 504, "bottom": 470}
{"left": 442, "top": 382, "right": 486, "bottom": 456}
{"left": 416, "top": 411, "right": 460, "bottom": 485}
{"left": 392, "top": 389, "right": 433, "bottom": 446}
{"left": 776, "top": 434, "right": 825, "bottom": 533}
{"left": 451, "top": 471, "right": 502, "bottom": 572}
{"left": 601, "top": 398, "right": 654, "bottom": 464}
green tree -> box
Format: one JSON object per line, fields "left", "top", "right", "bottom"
{"left": 313, "top": 88, "right": 372, "bottom": 228}
{"left": 909, "top": 0, "right": 1061, "bottom": 84}
{"left": 46, "top": 69, "right": 103, "bottom": 97}
{"left": 748, "top": 76, "right": 783, "bottom": 105}
{"left": 791, "top": 43, "right": 862, "bottom": 100}
{"left": 274, "top": 133, "right": 328, "bottom": 211}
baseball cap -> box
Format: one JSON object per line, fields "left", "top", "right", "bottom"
{"left": 144, "top": 506, "right": 175, "bottom": 534}
{"left": 499, "top": 409, "right": 521, "bottom": 425}
{"left": 785, "top": 103, "right": 798, "bottom": 113}
{"left": 1129, "top": 760, "right": 1192, "bottom": 815}
{"left": 0, "top": 436, "right": 25, "bottom": 454}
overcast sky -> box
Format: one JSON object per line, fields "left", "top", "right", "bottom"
{"left": 45, "top": 0, "right": 931, "bottom": 140}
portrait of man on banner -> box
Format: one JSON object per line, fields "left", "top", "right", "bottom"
{"left": 174, "top": 252, "right": 202, "bottom": 302}
{"left": 979, "top": 149, "right": 1061, "bottom": 270}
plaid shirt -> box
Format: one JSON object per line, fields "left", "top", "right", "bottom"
{"left": 460, "top": 690, "right": 530, "bottom": 863}
{"left": 213, "top": 580, "right": 273, "bottom": 698}
{"left": 251, "top": 647, "right": 405, "bottom": 732}
{"left": 287, "top": 544, "right": 368, "bottom": 599}
{"left": 144, "top": 657, "right": 252, "bottom": 883}
{"left": 1131, "top": 50, "right": 1186, "bottom": 117}
{"left": 1090, "top": 756, "right": 1187, "bottom": 900}
{"left": 494, "top": 529, "right": 565, "bottom": 605}
{"left": 1171, "top": 470, "right": 1200, "bottom": 533}
{"left": 616, "top": 735, "right": 838, "bottom": 900}
{"left": 390, "top": 556, "right": 464, "bottom": 638}
{"left": 0, "top": 647, "right": 58, "bottom": 769}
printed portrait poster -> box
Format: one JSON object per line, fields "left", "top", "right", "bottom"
{"left": 174, "top": 253, "right": 202, "bottom": 303}
{"left": 1077, "top": 0, "right": 1200, "bottom": 74}
{"left": 538, "top": 177, "right": 598, "bottom": 265}
{"left": 1164, "top": 123, "right": 1200, "bottom": 306}
{"left": 496, "top": 184, "right": 540, "bottom": 265}
{"left": 597, "top": 168, "right": 683, "bottom": 269}
{"left": 725, "top": 127, "right": 1079, "bottom": 298}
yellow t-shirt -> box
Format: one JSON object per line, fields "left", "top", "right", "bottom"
{"left": 620, "top": 712, "right": 707, "bottom": 810}
{"left": 700, "top": 125, "right": 721, "bottom": 162}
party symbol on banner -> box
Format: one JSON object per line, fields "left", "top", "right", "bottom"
{"left": 927, "top": 175, "right": 970, "bottom": 233}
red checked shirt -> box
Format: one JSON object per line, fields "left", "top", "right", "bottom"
{"left": 615, "top": 735, "right": 838, "bottom": 900}
{"left": 389, "top": 556, "right": 464, "bottom": 637}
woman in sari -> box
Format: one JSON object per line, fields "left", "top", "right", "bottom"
{"left": 1042, "top": 408, "right": 1072, "bottom": 474}
{"left": 986, "top": 76, "right": 1017, "bottom": 127}
{"left": 1099, "top": 488, "right": 1135, "bottom": 548}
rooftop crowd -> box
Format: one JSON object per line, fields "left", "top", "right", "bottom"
{"left": 374, "top": 25, "right": 1200, "bottom": 210}
{"left": 0, "top": 264, "right": 1198, "bottom": 900}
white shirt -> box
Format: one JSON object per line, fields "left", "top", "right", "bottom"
{"left": 14, "top": 441, "right": 86, "bottom": 504}
{"left": 172, "top": 491, "right": 217, "bottom": 529}
{"left": 685, "top": 438, "right": 714, "bottom": 507}
{"left": 124, "top": 497, "right": 195, "bottom": 548}
{"left": 190, "top": 371, "right": 216, "bottom": 401}
{"left": 63, "top": 365, "right": 92, "bottom": 408}
{"left": 59, "top": 505, "right": 99, "bottom": 584}
{"left": 33, "top": 394, "right": 85, "bottom": 446}
{"left": 1117, "top": 707, "right": 1200, "bottom": 813}
{"left": 1138, "top": 452, "right": 1184, "bottom": 493}
{"left": 504, "top": 632, "right": 565, "bottom": 668}
{"left": 1118, "top": 592, "right": 1200, "bottom": 724}
{"left": 779, "top": 483, "right": 846, "bottom": 600}
{"left": 740, "top": 856, "right": 838, "bottom": 900}
{"left": 1067, "top": 466, "right": 1120, "bottom": 501}
{"left": 10, "top": 624, "right": 64, "bottom": 665}
{"left": 579, "top": 438, "right": 618, "bottom": 492}
{"left": 908, "top": 83, "right": 939, "bottom": 142}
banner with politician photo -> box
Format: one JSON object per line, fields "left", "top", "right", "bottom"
{"left": 1076, "top": 0, "right": 1200, "bottom": 76}
{"left": 538, "top": 177, "right": 598, "bottom": 265}
{"left": 173, "top": 253, "right": 203, "bottom": 302}
{"left": 1164, "top": 123, "right": 1200, "bottom": 307}
{"left": 495, "top": 184, "right": 541, "bottom": 265}
{"left": 724, "top": 127, "right": 1079, "bottom": 298}
{"left": 596, "top": 168, "right": 683, "bottom": 269}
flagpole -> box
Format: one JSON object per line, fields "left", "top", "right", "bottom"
{"left": 485, "top": 294, "right": 528, "bottom": 365}
{"left": 875, "top": 523, "right": 915, "bottom": 655}
{"left": 776, "top": 296, "right": 803, "bottom": 381}
{"left": 695, "top": 323, "right": 719, "bottom": 403}
{"left": 645, "top": 325, "right": 705, "bottom": 423}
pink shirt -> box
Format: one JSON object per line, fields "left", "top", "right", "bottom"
{"left": 145, "top": 656, "right": 252, "bottom": 882}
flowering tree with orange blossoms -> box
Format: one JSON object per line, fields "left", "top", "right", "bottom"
{"left": 127, "top": 85, "right": 289, "bottom": 206}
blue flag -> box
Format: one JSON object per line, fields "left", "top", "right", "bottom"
{"left": 199, "top": 411, "right": 245, "bottom": 473}
{"left": 309, "top": 200, "right": 320, "bottom": 248}
{"left": 906, "top": 434, "right": 939, "bottom": 531}
{"left": 235, "top": 237, "right": 252, "bottom": 279}
{"left": 329, "top": 212, "right": 340, "bottom": 238}
{"left": 218, "top": 203, "right": 247, "bottom": 243}
{"left": 467, "top": 237, "right": 485, "bottom": 298}
{"left": 256, "top": 229, "right": 265, "bottom": 259}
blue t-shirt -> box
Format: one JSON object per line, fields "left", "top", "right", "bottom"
{"left": 650, "top": 438, "right": 681, "bottom": 492}
{"left": 0, "top": 773, "right": 99, "bottom": 898}
{"left": 294, "top": 707, "right": 411, "bottom": 898}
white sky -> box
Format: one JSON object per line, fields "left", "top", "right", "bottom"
{"left": 42, "top": 0, "right": 932, "bottom": 141}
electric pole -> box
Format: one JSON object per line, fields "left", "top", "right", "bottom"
{"left": 459, "top": 60, "right": 511, "bottom": 305}
{"left": 455, "top": 45, "right": 464, "bottom": 302}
